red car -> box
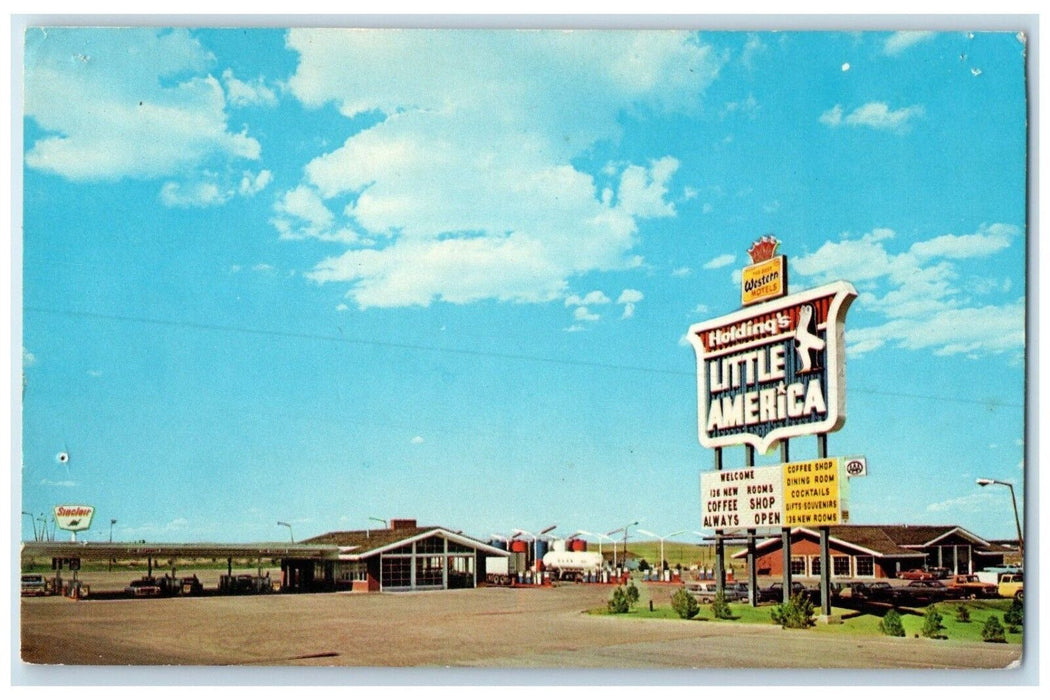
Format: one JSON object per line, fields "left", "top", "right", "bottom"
{"left": 898, "top": 568, "right": 935, "bottom": 581}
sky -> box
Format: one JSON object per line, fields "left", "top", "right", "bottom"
{"left": 15, "top": 26, "right": 1029, "bottom": 547}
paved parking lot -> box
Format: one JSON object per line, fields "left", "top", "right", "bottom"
{"left": 19, "top": 576, "right": 1024, "bottom": 676}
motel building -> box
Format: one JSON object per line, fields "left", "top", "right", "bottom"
{"left": 282, "top": 519, "right": 511, "bottom": 593}
{"left": 730, "top": 525, "right": 1013, "bottom": 580}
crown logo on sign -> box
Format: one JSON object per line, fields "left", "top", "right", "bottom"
{"left": 748, "top": 235, "right": 780, "bottom": 264}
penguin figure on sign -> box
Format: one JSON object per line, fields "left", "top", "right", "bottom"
{"left": 793, "top": 305, "right": 825, "bottom": 374}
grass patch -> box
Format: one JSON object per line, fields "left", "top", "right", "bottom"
{"left": 590, "top": 595, "right": 1023, "bottom": 645}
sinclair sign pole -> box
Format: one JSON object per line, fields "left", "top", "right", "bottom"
{"left": 687, "top": 237, "right": 857, "bottom": 618}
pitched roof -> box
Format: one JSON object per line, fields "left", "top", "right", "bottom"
{"left": 733, "top": 524, "right": 997, "bottom": 558}
{"left": 302, "top": 526, "right": 509, "bottom": 559}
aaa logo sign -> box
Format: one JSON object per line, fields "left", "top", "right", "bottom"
{"left": 687, "top": 281, "right": 857, "bottom": 452}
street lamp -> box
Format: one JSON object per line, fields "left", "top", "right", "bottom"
{"left": 109, "top": 518, "right": 117, "bottom": 543}
{"left": 638, "top": 529, "right": 685, "bottom": 575}
{"left": 277, "top": 521, "right": 294, "bottom": 543}
{"left": 609, "top": 520, "right": 638, "bottom": 570}
{"left": 22, "top": 511, "right": 37, "bottom": 541}
{"left": 976, "top": 478, "right": 1024, "bottom": 562}
{"left": 579, "top": 530, "right": 612, "bottom": 565}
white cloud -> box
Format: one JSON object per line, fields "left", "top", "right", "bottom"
{"left": 411, "top": 435, "right": 425, "bottom": 444}
{"left": 703, "top": 254, "right": 736, "bottom": 270}
{"left": 573, "top": 306, "right": 600, "bottom": 322}
{"left": 23, "top": 348, "right": 37, "bottom": 367}
{"left": 819, "top": 104, "right": 843, "bottom": 127}
{"left": 565, "top": 291, "right": 612, "bottom": 307}
{"left": 740, "top": 34, "right": 765, "bottom": 71}
{"left": 821, "top": 102, "right": 925, "bottom": 133}
{"left": 795, "top": 225, "right": 1024, "bottom": 358}
{"left": 284, "top": 29, "right": 725, "bottom": 308}
{"left": 617, "top": 289, "right": 644, "bottom": 320}
{"left": 39, "top": 479, "right": 77, "bottom": 487}
{"left": 884, "top": 31, "right": 936, "bottom": 56}
{"left": 672, "top": 267, "right": 691, "bottom": 277}
{"left": 926, "top": 489, "right": 999, "bottom": 514}
{"left": 160, "top": 180, "right": 229, "bottom": 208}
{"left": 239, "top": 170, "right": 272, "bottom": 197}
{"left": 222, "top": 68, "right": 278, "bottom": 107}
{"left": 617, "top": 289, "right": 644, "bottom": 304}
{"left": 24, "top": 28, "right": 261, "bottom": 187}
{"left": 722, "top": 94, "right": 759, "bottom": 119}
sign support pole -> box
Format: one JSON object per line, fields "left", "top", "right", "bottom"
{"left": 818, "top": 433, "right": 832, "bottom": 618}
{"left": 781, "top": 439, "right": 792, "bottom": 605}
{"left": 745, "top": 445, "right": 758, "bottom": 606}
{"left": 713, "top": 447, "right": 725, "bottom": 594}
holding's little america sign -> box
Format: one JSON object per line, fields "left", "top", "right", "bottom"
{"left": 687, "top": 281, "right": 857, "bottom": 453}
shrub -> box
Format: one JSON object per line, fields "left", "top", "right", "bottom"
{"left": 982, "top": 615, "right": 1007, "bottom": 643}
{"left": 670, "top": 587, "right": 700, "bottom": 620}
{"left": 770, "top": 591, "right": 814, "bottom": 629}
{"left": 1004, "top": 597, "right": 1023, "bottom": 627}
{"left": 879, "top": 609, "right": 906, "bottom": 637}
{"left": 607, "top": 586, "right": 630, "bottom": 614}
{"left": 954, "top": 604, "right": 971, "bottom": 623}
{"left": 711, "top": 589, "right": 733, "bottom": 620}
{"left": 921, "top": 605, "right": 945, "bottom": 639}
{"left": 625, "top": 581, "right": 640, "bottom": 607}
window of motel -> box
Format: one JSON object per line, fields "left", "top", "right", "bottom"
{"left": 855, "top": 556, "right": 874, "bottom": 578}
{"left": 832, "top": 556, "right": 850, "bottom": 577}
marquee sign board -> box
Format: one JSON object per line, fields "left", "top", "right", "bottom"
{"left": 701, "top": 458, "right": 849, "bottom": 532}
{"left": 701, "top": 464, "right": 784, "bottom": 531}
{"left": 53, "top": 505, "right": 95, "bottom": 532}
{"left": 687, "top": 281, "right": 857, "bottom": 453}
{"left": 782, "top": 458, "right": 847, "bottom": 527}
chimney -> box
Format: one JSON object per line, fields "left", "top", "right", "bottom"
{"left": 390, "top": 518, "right": 417, "bottom": 531}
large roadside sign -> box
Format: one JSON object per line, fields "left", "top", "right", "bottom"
{"left": 701, "top": 458, "right": 849, "bottom": 532}
{"left": 687, "top": 281, "right": 857, "bottom": 453}
{"left": 701, "top": 464, "right": 784, "bottom": 530}
{"left": 782, "top": 458, "right": 847, "bottom": 527}
{"left": 53, "top": 505, "right": 95, "bottom": 532}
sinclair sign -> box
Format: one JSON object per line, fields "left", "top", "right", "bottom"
{"left": 687, "top": 280, "right": 857, "bottom": 452}
{"left": 53, "top": 505, "right": 95, "bottom": 532}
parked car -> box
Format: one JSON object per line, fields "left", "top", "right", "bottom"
{"left": 945, "top": 574, "right": 998, "bottom": 598}
{"left": 900, "top": 579, "right": 958, "bottom": 605}
{"left": 842, "top": 581, "right": 899, "bottom": 604}
{"left": 898, "top": 568, "right": 935, "bottom": 581}
{"left": 20, "top": 573, "right": 49, "bottom": 596}
{"left": 927, "top": 567, "right": 951, "bottom": 579}
{"left": 758, "top": 581, "right": 807, "bottom": 603}
{"left": 723, "top": 582, "right": 751, "bottom": 602}
{"left": 124, "top": 577, "right": 163, "bottom": 598}
{"left": 998, "top": 572, "right": 1024, "bottom": 600}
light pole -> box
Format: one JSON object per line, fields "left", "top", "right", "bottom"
{"left": 638, "top": 529, "right": 685, "bottom": 575}
{"left": 277, "top": 521, "right": 294, "bottom": 543}
{"left": 977, "top": 478, "right": 1024, "bottom": 563}
{"left": 22, "top": 511, "right": 37, "bottom": 541}
{"left": 109, "top": 518, "right": 117, "bottom": 543}
{"left": 605, "top": 523, "right": 638, "bottom": 569}
{"left": 579, "top": 530, "right": 612, "bottom": 566}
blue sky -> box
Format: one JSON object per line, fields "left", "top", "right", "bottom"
{"left": 17, "top": 27, "right": 1028, "bottom": 546}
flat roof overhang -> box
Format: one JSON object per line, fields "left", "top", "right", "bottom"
{"left": 20, "top": 541, "right": 343, "bottom": 561}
